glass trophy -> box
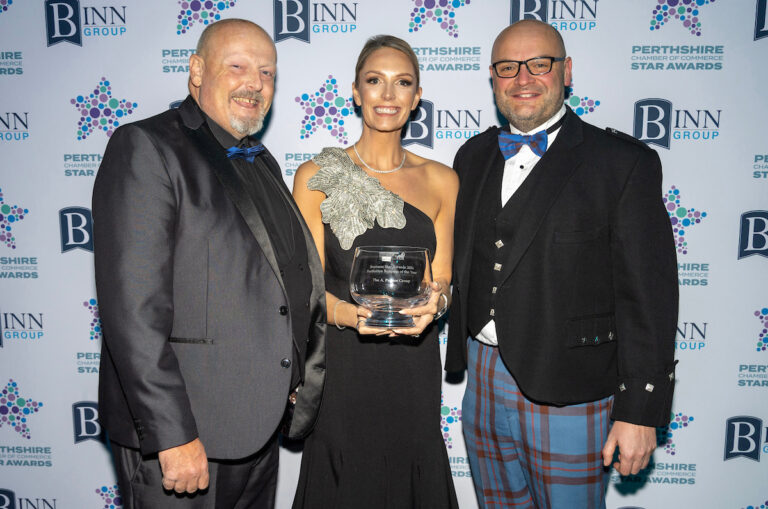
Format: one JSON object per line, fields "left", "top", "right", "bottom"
{"left": 349, "top": 246, "right": 432, "bottom": 328}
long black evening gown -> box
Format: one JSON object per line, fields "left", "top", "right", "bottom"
{"left": 292, "top": 148, "right": 458, "bottom": 509}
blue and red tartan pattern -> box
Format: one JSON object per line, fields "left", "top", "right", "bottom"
{"left": 463, "top": 339, "right": 613, "bottom": 509}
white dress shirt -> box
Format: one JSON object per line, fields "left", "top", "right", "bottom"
{"left": 475, "top": 104, "right": 567, "bottom": 346}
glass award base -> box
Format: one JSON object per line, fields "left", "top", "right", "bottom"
{"left": 365, "top": 310, "right": 415, "bottom": 328}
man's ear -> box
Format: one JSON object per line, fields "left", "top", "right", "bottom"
{"left": 189, "top": 54, "right": 204, "bottom": 88}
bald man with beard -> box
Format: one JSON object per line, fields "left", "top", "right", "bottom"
{"left": 447, "top": 20, "right": 678, "bottom": 508}
{"left": 93, "top": 19, "right": 326, "bottom": 508}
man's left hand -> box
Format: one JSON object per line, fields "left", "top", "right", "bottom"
{"left": 602, "top": 421, "right": 656, "bottom": 476}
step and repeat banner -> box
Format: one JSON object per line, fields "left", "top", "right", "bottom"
{"left": 1, "top": 0, "right": 767, "bottom": 507}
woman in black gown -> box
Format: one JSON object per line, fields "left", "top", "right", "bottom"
{"left": 291, "top": 35, "right": 459, "bottom": 509}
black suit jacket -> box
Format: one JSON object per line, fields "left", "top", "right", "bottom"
{"left": 93, "top": 96, "right": 326, "bottom": 458}
{"left": 447, "top": 108, "right": 678, "bottom": 427}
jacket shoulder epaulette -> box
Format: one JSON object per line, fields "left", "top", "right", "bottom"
{"left": 604, "top": 127, "right": 652, "bottom": 151}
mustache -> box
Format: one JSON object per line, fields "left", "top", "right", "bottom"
{"left": 231, "top": 90, "right": 265, "bottom": 103}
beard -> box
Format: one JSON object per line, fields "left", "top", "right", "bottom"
{"left": 229, "top": 90, "right": 266, "bottom": 136}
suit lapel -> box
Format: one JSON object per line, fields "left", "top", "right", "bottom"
{"left": 456, "top": 130, "right": 504, "bottom": 293}
{"left": 497, "top": 109, "right": 584, "bottom": 285}
{"left": 179, "top": 102, "right": 286, "bottom": 295}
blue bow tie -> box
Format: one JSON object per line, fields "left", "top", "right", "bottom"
{"left": 498, "top": 130, "right": 548, "bottom": 159}
{"left": 226, "top": 144, "right": 265, "bottom": 163}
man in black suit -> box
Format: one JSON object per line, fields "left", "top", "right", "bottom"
{"left": 93, "top": 19, "right": 326, "bottom": 508}
{"left": 447, "top": 20, "right": 678, "bottom": 508}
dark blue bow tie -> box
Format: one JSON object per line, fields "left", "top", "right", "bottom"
{"left": 498, "top": 130, "right": 548, "bottom": 159}
{"left": 227, "top": 144, "right": 265, "bottom": 163}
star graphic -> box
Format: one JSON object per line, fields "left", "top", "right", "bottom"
{"left": 176, "top": 0, "right": 236, "bottom": 35}
{"left": 566, "top": 85, "right": 601, "bottom": 117}
{"left": 440, "top": 392, "right": 462, "bottom": 449}
{"left": 754, "top": 308, "right": 767, "bottom": 352}
{"left": 0, "top": 0, "right": 15, "bottom": 16}
{"left": 656, "top": 412, "right": 693, "bottom": 455}
{"left": 0, "top": 187, "right": 29, "bottom": 250}
{"left": 296, "top": 75, "right": 355, "bottom": 145}
{"left": 96, "top": 484, "right": 123, "bottom": 509}
{"left": 408, "top": 0, "right": 471, "bottom": 38}
{"left": 84, "top": 299, "right": 102, "bottom": 341}
{"left": 663, "top": 186, "right": 707, "bottom": 255}
{"left": 649, "top": 0, "right": 716, "bottom": 37}
{"left": 71, "top": 77, "right": 138, "bottom": 140}
{"left": 0, "top": 379, "right": 43, "bottom": 440}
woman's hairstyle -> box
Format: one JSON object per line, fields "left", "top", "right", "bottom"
{"left": 354, "top": 35, "right": 420, "bottom": 87}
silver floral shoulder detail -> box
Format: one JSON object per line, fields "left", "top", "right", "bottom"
{"left": 307, "top": 147, "right": 406, "bottom": 250}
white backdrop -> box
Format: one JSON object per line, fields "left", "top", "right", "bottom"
{"left": 1, "top": 1, "right": 767, "bottom": 507}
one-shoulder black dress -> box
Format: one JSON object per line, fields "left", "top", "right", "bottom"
{"left": 292, "top": 148, "right": 458, "bottom": 509}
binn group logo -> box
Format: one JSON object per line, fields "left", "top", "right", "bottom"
{"left": 296, "top": 75, "right": 354, "bottom": 145}
{"left": 274, "top": 0, "right": 359, "bottom": 43}
{"left": 724, "top": 416, "right": 768, "bottom": 462}
{"left": 634, "top": 99, "right": 721, "bottom": 149}
{"left": 59, "top": 207, "right": 94, "bottom": 253}
{"left": 408, "top": 0, "right": 470, "bottom": 39}
{"left": 176, "top": 0, "right": 235, "bottom": 35}
{"left": 657, "top": 412, "right": 694, "bottom": 455}
{"left": 403, "top": 99, "right": 484, "bottom": 149}
{"left": 649, "top": 0, "right": 715, "bottom": 37}
{"left": 0, "top": 311, "right": 44, "bottom": 348}
{"left": 663, "top": 185, "right": 707, "bottom": 255}
{"left": 0, "top": 379, "right": 42, "bottom": 440}
{"left": 738, "top": 211, "right": 768, "bottom": 260}
{"left": 757, "top": 0, "right": 768, "bottom": 40}
{"left": 440, "top": 392, "right": 461, "bottom": 449}
{"left": 45, "top": 0, "right": 128, "bottom": 47}
{"left": 73, "top": 401, "right": 104, "bottom": 444}
{"left": 71, "top": 78, "right": 137, "bottom": 140}
{"left": 755, "top": 308, "right": 767, "bottom": 353}
{"left": 96, "top": 484, "right": 122, "bottom": 508}
{"left": 0, "top": 188, "right": 28, "bottom": 250}
{"left": 510, "top": 0, "right": 599, "bottom": 31}
{"left": 0, "top": 111, "right": 29, "bottom": 142}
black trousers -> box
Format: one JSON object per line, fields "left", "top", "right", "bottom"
{"left": 111, "top": 434, "right": 279, "bottom": 509}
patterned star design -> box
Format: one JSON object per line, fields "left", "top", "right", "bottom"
{"left": 440, "top": 392, "right": 462, "bottom": 449}
{"left": 566, "top": 85, "right": 601, "bottom": 117}
{"left": 408, "top": 0, "right": 471, "bottom": 38}
{"left": 0, "top": 187, "right": 29, "bottom": 250}
{"left": 296, "top": 75, "right": 355, "bottom": 145}
{"left": 84, "top": 299, "right": 102, "bottom": 341}
{"left": 649, "top": 0, "right": 716, "bottom": 37}
{"left": 71, "top": 77, "right": 138, "bottom": 140}
{"left": 96, "top": 484, "right": 123, "bottom": 509}
{"left": 0, "top": 0, "right": 15, "bottom": 17}
{"left": 176, "top": 0, "right": 236, "bottom": 35}
{"left": 663, "top": 186, "right": 707, "bottom": 255}
{"left": 656, "top": 412, "right": 693, "bottom": 455}
{"left": 0, "top": 379, "right": 43, "bottom": 440}
{"left": 754, "top": 308, "right": 767, "bottom": 352}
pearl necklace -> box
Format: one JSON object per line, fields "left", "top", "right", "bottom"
{"left": 353, "top": 143, "right": 406, "bottom": 174}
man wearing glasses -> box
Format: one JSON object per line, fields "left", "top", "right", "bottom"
{"left": 447, "top": 20, "right": 678, "bottom": 508}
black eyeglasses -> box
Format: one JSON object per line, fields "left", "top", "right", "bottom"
{"left": 491, "top": 57, "right": 566, "bottom": 78}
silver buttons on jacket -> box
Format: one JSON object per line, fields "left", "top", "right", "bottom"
{"left": 493, "top": 263, "right": 502, "bottom": 271}
{"left": 495, "top": 240, "right": 504, "bottom": 248}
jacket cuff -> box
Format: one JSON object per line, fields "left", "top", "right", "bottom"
{"left": 610, "top": 361, "right": 677, "bottom": 427}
